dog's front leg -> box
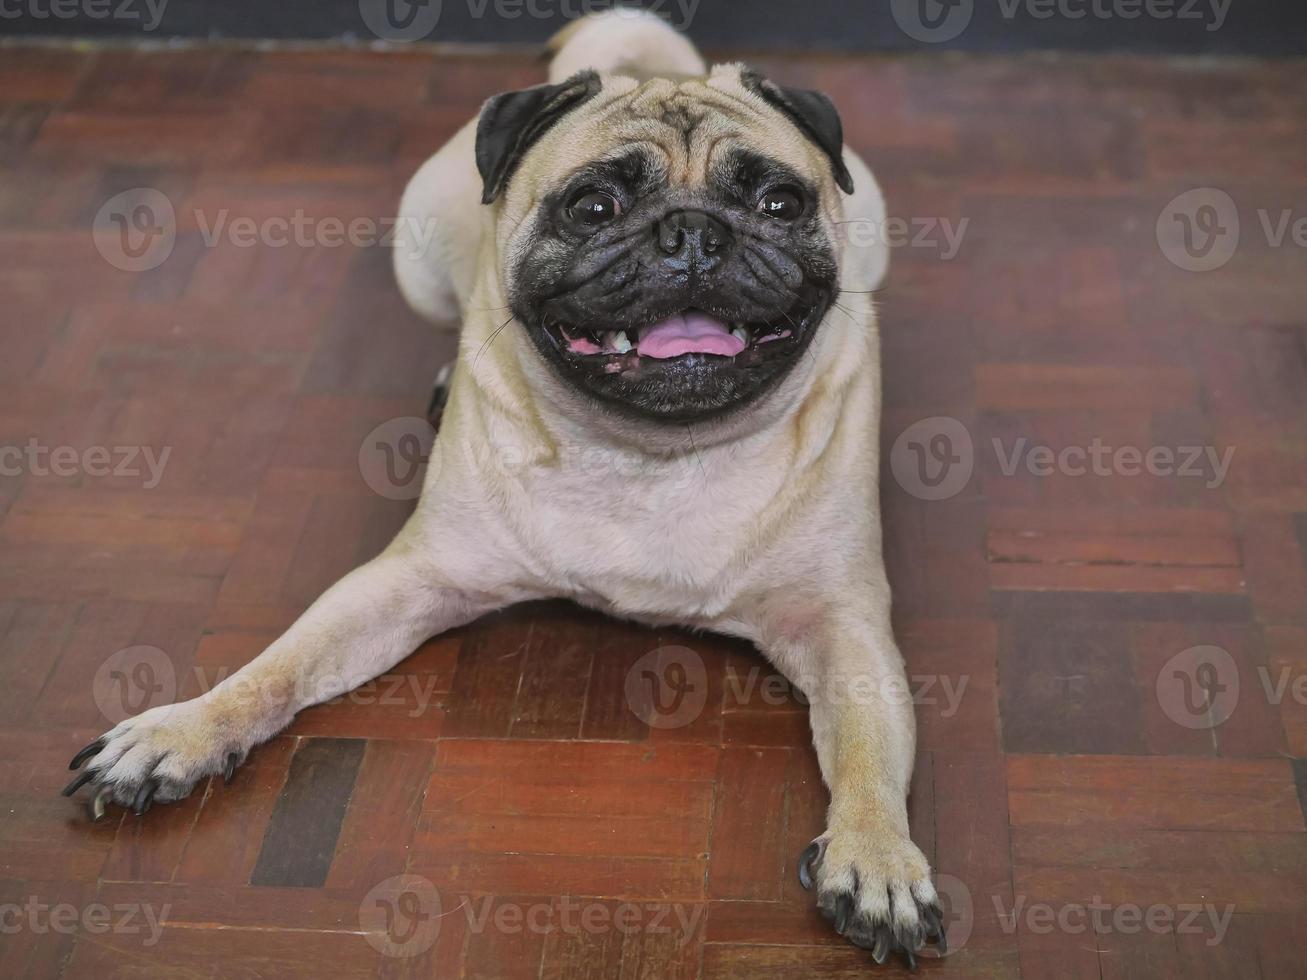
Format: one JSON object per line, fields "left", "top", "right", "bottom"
{"left": 64, "top": 542, "right": 502, "bottom": 819}
{"left": 767, "top": 606, "right": 946, "bottom": 966}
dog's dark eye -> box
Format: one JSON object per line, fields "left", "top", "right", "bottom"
{"left": 757, "top": 187, "right": 804, "bottom": 221}
{"left": 566, "top": 190, "right": 621, "bottom": 227}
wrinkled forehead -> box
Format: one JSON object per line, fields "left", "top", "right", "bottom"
{"left": 520, "top": 71, "right": 821, "bottom": 198}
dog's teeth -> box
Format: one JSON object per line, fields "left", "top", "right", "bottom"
{"left": 731, "top": 325, "right": 750, "bottom": 344}
{"left": 607, "top": 330, "right": 632, "bottom": 354}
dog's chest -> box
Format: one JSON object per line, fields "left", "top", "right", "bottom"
{"left": 518, "top": 448, "right": 786, "bottom": 616}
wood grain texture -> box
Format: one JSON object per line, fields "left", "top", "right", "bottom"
{"left": 250, "top": 737, "right": 366, "bottom": 887}
{"left": 2, "top": 43, "right": 1305, "bottom": 979}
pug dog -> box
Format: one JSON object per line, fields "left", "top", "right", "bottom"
{"left": 63, "top": 8, "right": 944, "bottom": 967}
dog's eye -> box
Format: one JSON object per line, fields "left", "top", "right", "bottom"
{"left": 757, "top": 187, "right": 804, "bottom": 221}
{"left": 566, "top": 190, "right": 621, "bottom": 227}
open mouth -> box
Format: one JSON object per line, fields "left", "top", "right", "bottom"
{"left": 541, "top": 296, "right": 827, "bottom": 373}
{"left": 524, "top": 286, "right": 833, "bottom": 421}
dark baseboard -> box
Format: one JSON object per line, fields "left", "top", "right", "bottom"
{"left": 0, "top": 0, "right": 1301, "bottom": 56}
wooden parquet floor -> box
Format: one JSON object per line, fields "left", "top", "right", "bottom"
{"left": 1, "top": 44, "right": 1306, "bottom": 979}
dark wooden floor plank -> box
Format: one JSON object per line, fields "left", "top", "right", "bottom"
{"left": 250, "top": 737, "right": 367, "bottom": 888}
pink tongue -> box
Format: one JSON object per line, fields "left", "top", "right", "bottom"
{"left": 638, "top": 312, "right": 745, "bottom": 360}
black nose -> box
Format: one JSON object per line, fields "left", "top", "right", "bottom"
{"left": 653, "top": 209, "right": 735, "bottom": 270}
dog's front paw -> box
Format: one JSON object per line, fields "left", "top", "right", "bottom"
{"left": 799, "top": 825, "right": 946, "bottom": 969}
{"left": 63, "top": 698, "right": 252, "bottom": 820}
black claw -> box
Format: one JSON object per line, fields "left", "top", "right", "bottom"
{"left": 894, "top": 920, "right": 924, "bottom": 954}
{"left": 797, "top": 841, "right": 822, "bottom": 890}
{"left": 921, "top": 903, "right": 948, "bottom": 953}
{"left": 834, "top": 893, "right": 853, "bottom": 936}
{"left": 61, "top": 770, "right": 95, "bottom": 797}
{"left": 69, "top": 739, "right": 105, "bottom": 771}
{"left": 871, "top": 928, "right": 890, "bottom": 964}
{"left": 223, "top": 752, "right": 238, "bottom": 784}
{"left": 922, "top": 903, "right": 942, "bottom": 937}
{"left": 808, "top": 853, "right": 947, "bottom": 966}
{"left": 131, "top": 779, "right": 157, "bottom": 816}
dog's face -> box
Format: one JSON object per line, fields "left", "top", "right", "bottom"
{"left": 476, "top": 66, "right": 854, "bottom": 423}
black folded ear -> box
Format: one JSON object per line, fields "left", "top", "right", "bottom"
{"left": 475, "top": 70, "right": 603, "bottom": 205}
{"left": 740, "top": 69, "right": 854, "bottom": 195}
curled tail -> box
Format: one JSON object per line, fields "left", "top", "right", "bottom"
{"left": 546, "top": 8, "right": 706, "bottom": 83}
